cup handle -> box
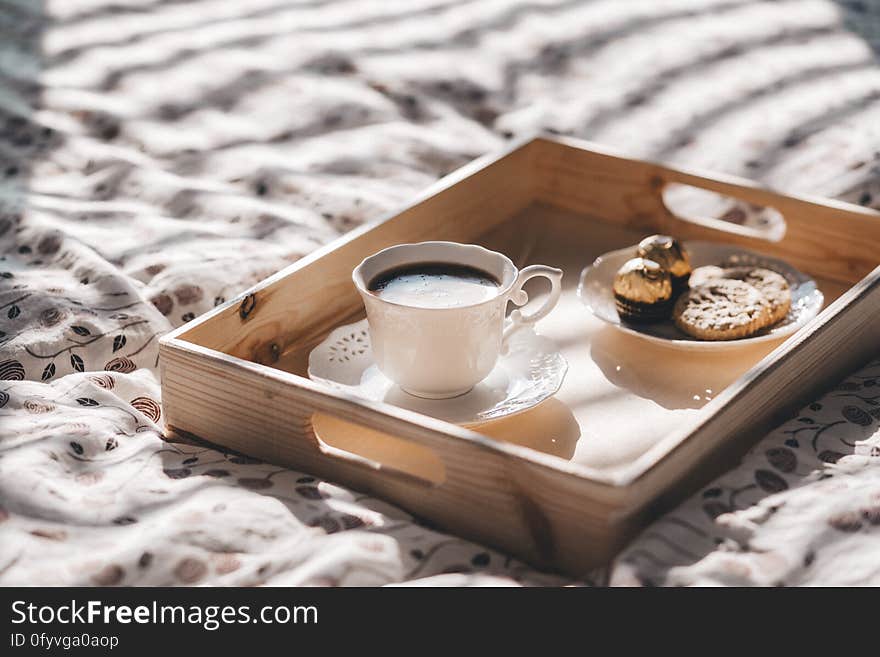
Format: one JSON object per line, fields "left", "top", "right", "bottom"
{"left": 502, "top": 264, "right": 563, "bottom": 350}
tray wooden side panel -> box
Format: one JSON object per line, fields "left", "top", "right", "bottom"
{"left": 533, "top": 137, "right": 880, "bottom": 285}
{"left": 175, "top": 142, "right": 539, "bottom": 366}
{"left": 160, "top": 340, "right": 630, "bottom": 575}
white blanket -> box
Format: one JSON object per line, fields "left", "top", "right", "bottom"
{"left": 1, "top": 0, "right": 879, "bottom": 586}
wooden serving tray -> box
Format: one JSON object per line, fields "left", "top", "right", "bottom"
{"left": 159, "top": 135, "right": 880, "bottom": 576}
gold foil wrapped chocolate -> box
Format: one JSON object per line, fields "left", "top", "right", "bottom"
{"left": 637, "top": 234, "right": 691, "bottom": 280}
{"left": 613, "top": 258, "right": 674, "bottom": 323}
{"left": 613, "top": 257, "right": 672, "bottom": 303}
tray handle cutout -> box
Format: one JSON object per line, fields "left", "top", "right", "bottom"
{"left": 657, "top": 175, "right": 787, "bottom": 243}
{"left": 311, "top": 412, "right": 446, "bottom": 487}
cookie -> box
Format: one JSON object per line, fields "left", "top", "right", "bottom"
{"left": 716, "top": 266, "right": 791, "bottom": 326}
{"left": 687, "top": 265, "right": 726, "bottom": 288}
{"left": 673, "top": 279, "right": 772, "bottom": 340}
{"left": 689, "top": 265, "right": 791, "bottom": 326}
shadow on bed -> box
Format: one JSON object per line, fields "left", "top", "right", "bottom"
{"left": 832, "top": 0, "right": 880, "bottom": 58}
{"left": 0, "top": 1, "right": 49, "bottom": 243}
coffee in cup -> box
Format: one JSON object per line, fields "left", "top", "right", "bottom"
{"left": 367, "top": 262, "right": 501, "bottom": 308}
{"left": 353, "top": 242, "right": 562, "bottom": 399}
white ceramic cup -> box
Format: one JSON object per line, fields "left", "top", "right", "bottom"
{"left": 352, "top": 241, "right": 563, "bottom": 399}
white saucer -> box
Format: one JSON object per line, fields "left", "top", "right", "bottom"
{"left": 577, "top": 241, "right": 824, "bottom": 351}
{"left": 307, "top": 319, "right": 567, "bottom": 426}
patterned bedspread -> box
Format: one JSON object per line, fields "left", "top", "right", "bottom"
{"left": 1, "top": 0, "right": 879, "bottom": 586}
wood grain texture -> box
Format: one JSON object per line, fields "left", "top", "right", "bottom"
{"left": 534, "top": 136, "right": 880, "bottom": 285}
{"left": 160, "top": 135, "right": 880, "bottom": 575}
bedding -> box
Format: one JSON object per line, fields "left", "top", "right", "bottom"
{"left": 1, "top": 0, "right": 879, "bottom": 586}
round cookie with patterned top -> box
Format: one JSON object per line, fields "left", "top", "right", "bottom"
{"left": 687, "top": 265, "right": 792, "bottom": 326}
{"left": 716, "top": 266, "right": 791, "bottom": 326}
{"left": 673, "top": 279, "right": 773, "bottom": 340}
